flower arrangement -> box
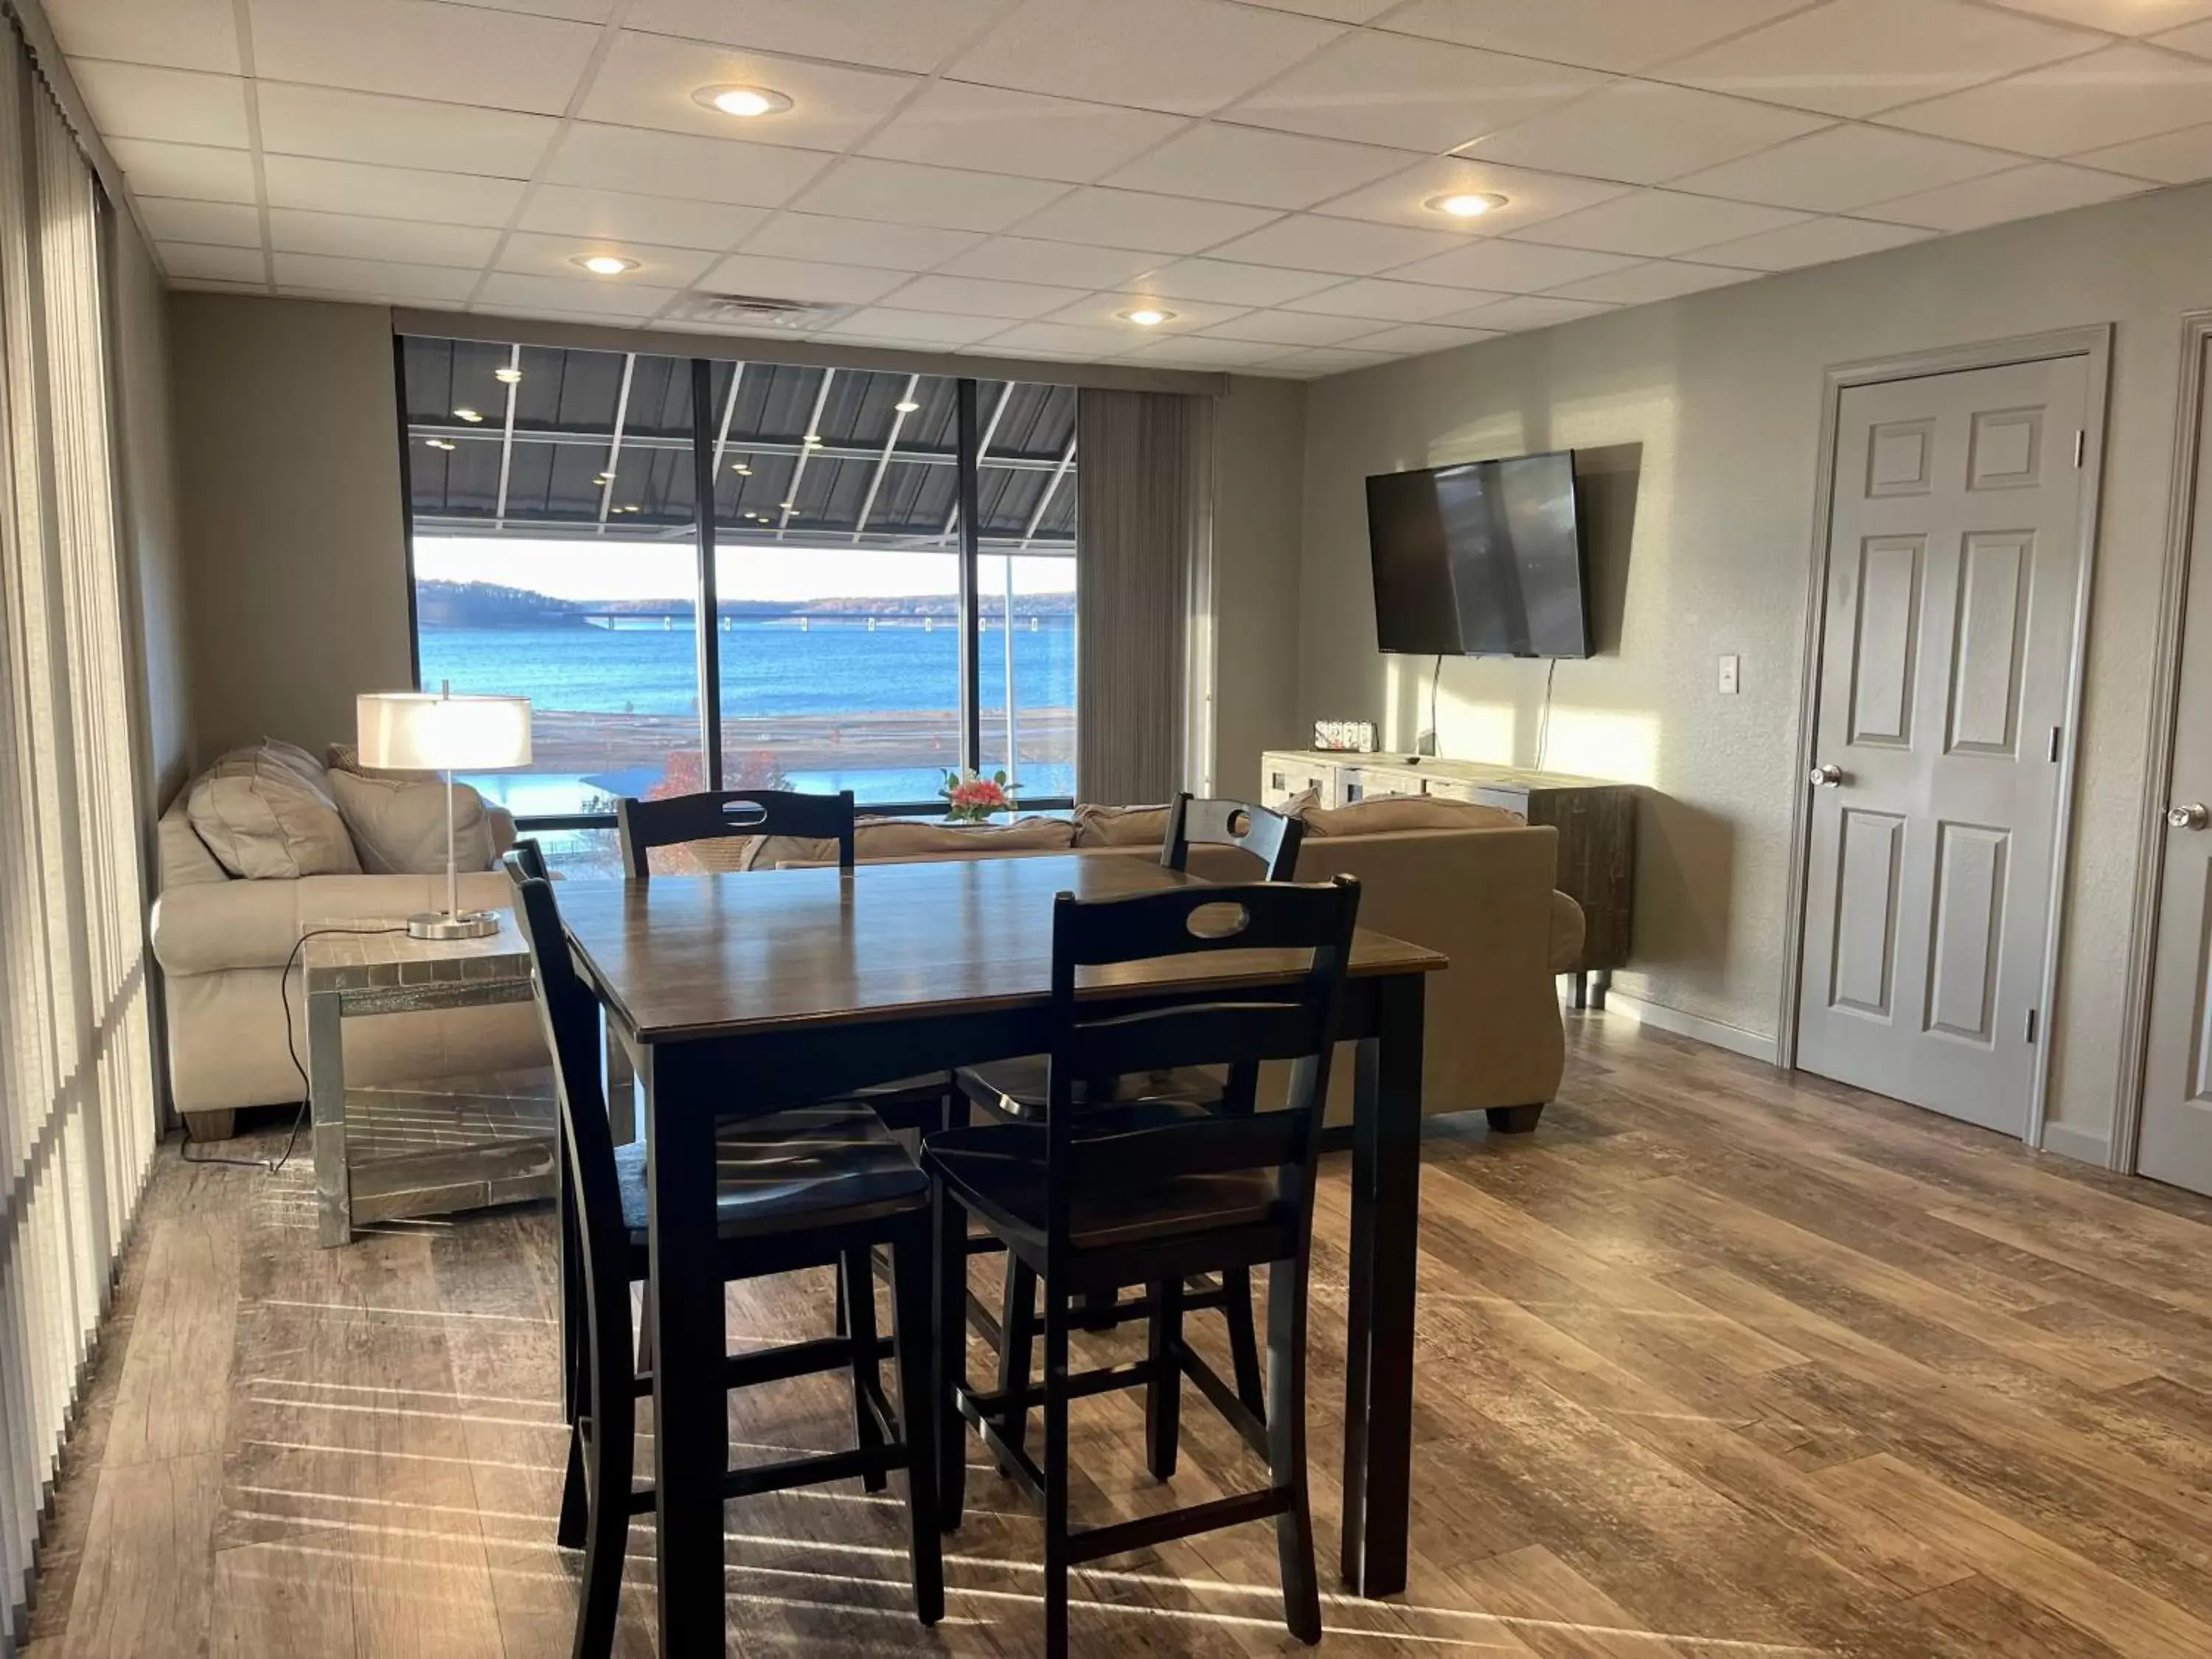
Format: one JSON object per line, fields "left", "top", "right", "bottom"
{"left": 940, "top": 768, "right": 1018, "bottom": 823}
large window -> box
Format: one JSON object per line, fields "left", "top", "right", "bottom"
{"left": 399, "top": 339, "right": 1077, "bottom": 861}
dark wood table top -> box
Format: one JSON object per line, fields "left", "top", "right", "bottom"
{"left": 557, "top": 855, "right": 1447, "bottom": 1043}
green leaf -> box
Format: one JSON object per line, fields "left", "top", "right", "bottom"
{"left": 992, "top": 770, "right": 1007, "bottom": 785}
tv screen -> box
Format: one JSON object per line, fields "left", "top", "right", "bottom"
{"left": 1366, "top": 451, "right": 1591, "bottom": 658}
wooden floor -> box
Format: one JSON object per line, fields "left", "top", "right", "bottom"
{"left": 28, "top": 1010, "right": 2212, "bottom": 1658}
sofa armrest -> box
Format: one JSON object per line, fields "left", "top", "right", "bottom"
{"left": 150, "top": 867, "right": 515, "bottom": 975}
{"left": 1547, "top": 890, "right": 1586, "bottom": 973}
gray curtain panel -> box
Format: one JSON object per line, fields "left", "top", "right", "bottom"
{"left": 1075, "top": 387, "right": 1211, "bottom": 806}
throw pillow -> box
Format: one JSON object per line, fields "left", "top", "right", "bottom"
{"left": 324, "top": 740, "right": 439, "bottom": 785}
{"left": 1072, "top": 801, "right": 1174, "bottom": 848}
{"left": 187, "top": 744, "right": 362, "bottom": 879}
{"left": 856, "top": 817, "right": 1077, "bottom": 860}
{"left": 329, "top": 768, "right": 497, "bottom": 875}
{"left": 1298, "top": 793, "right": 1525, "bottom": 836}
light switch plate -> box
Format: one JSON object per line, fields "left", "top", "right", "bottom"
{"left": 1718, "top": 653, "right": 1740, "bottom": 695}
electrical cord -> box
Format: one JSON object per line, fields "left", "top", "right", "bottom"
{"left": 178, "top": 923, "right": 406, "bottom": 1174}
{"left": 1430, "top": 653, "right": 1443, "bottom": 753}
{"left": 1535, "top": 657, "right": 1560, "bottom": 771}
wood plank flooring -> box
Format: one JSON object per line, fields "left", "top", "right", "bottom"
{"left": 27, "top": 1010, "right": 2212, "bottom": 1658}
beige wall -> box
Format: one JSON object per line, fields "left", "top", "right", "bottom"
{"left": 1208, "top": 374, "right": 1307, "bottom": 801}
{"left": 1296, "top": 179, "right": 2212, "bottom": 1161}
{"left": 168, "top": 292, "right": 412, "bottom": 759}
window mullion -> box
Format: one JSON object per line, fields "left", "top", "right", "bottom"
{"left": 956, "top": 377, "right": 982, "bottom": 776}
{"left": 691, "top": 358, "right": 722, "bottom": 790}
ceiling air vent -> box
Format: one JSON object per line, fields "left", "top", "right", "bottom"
{"left": 671, "top": 291, "right": 849, "bottom": 329}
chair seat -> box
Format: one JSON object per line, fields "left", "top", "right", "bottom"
{"left": 955, "top": 1055, "right": 1226, "bottom": 1121}
{"left": 615, "top": 1103, "right": 925, "bottom": 1241}
{"left": 923, "top": 1113, "right": 1278, "bottom": 1252}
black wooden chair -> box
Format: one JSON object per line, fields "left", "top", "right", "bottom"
{"left": 504, "top": 856, "right": 943, "bottom": 1658}
{"left": 925, "top": 874, "right": 1360, "bottom": 1655}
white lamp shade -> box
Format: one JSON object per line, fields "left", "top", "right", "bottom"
{"left": 358, "top": 691, "right": 532, "bottom": 771}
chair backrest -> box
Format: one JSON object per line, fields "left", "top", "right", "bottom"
{"left": 508, "top": 835, "right": 549, "bottom": 883}
{"left": 502, "top": 855, "right": 633, "bottom": 1427}
{"left": 615, "top": 787, "right": 857, "bottom": 877}
{"left": 1038, "top": 876, "right": 1360, "bottom": 1248}
{"left": 1162, "top": 793, "right": 1304, "bottom": 882}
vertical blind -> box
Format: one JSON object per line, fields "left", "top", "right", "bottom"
{"left": 0, "top": 24, "right": 158, "bottom": 1642}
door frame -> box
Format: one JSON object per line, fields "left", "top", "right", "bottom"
{"left": 2110, "top": 310, "right": 2212, "bottom": 1175}
{"left": 1775, "top": 326, "right": 2112, "bottom": 1150}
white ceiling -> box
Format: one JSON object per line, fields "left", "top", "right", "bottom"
{"left": 43, "top": 0, "right": 2212, "bottom": 378}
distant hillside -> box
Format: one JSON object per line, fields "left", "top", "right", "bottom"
{"left": 418, "top": 580, "right": 1076, "bottom": 625}
{"left": 416, "top": 580, "right": 586, "bottom": 628}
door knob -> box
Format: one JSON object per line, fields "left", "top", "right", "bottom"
{"left": 1809, "top": 763, "right": 1844, "bottom": 788}
{"left": 2170, "top": 802, "right": 2211, "bottom": 831}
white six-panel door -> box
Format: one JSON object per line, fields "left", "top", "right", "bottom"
{"left": 1796, "top": 357, "right": 2088, "bottom": 1135}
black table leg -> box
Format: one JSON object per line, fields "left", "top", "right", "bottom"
{"left": 646, "top": 1055, "right": 728, "bottom": 1655}
{"left": 1340, "top": 971, "right": 1423, "bottom": 1599}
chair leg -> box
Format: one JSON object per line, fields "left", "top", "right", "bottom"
{"left": 933, "top": 1180, "right": 969, "bottom": 1533}
{"left": 998, "top": 1257, "right": 1038, "bottom": 1466}
{"left": 844, "top": 1247, "right": 889, "bottom": 1493}
{"left": 1268, "top": 1253, "right": 1321, "bottom": 1646}
{"left": 1145, "top": 1277, "right": 1183, "bottom": 1481}
{"left": 556, "top": 1418, "right": 589, "bottom": 1551}
{"left": 573, "top": 1389, "right": 636, "bottom": 1659}
{"left": 1224, "top": 1267, "right": 1267, "bottom": 1426}
{"left": 1043, "top": 1281, "right": 1072, "bottom": 1659}
{"left": 888, "top": 1217, "right": 945, "bottom": 1626}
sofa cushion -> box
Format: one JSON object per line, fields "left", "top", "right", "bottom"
{"left": 1299, "top": 793, "right": 1524, "bottom": 837}
{"left": 329, "top": 768, "right": 497, "bottom": 875}
{"left": 187, "top": 744, "right": 361, "bottom": 879}
{"left": 742, "top": 815, "right": 1079, "bottom": 869}
{"left": 325, "top": 740, "right": 438, "bottom": 785}
{"left": 1548, "top": 889, "right": 1586, "bottom": 973}
{"left": 1072, "top": 801, "right": 1173, "bottom": 848}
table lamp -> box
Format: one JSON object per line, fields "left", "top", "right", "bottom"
{"left": 357, "top": 684, "right": 533, "bottom": 940}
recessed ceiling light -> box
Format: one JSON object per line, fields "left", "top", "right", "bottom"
{"left": 693, "top": 84, "right": 792, "bottom": 119}
{"left": 493, "top": 366, "right": 523, "bottom": 384}
{"left": 594, "top": 473, "right": 613, "bottom": 485}
{"left": 453, "top": 406, "right": 483, "bottom": 422}
{"left": 733, "top": 463, "right": 752, "bottom": 475}
{"left": 425, "top": 438, "right": 455, "bottom": 451}
{"left": 894, "top": 400, "right": 919, "bottom": 414}
{"left": 1425, "top": 191, "right": 1507, "bottom": 220}
{"left": 780, "top": 500, "right": 796, "bottom": 510}
{"left": 1119, "top": 307, "right": 1175, "bottom": 327}
{"left": 573, "top": 254, "right": 639, "bottom": 276}
{"left": 803, "top": 434, "right": 823, "bottom": 446}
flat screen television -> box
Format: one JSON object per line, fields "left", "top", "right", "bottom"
{"left": 1366, "top": 450, "right": 1592, "bottom": 658}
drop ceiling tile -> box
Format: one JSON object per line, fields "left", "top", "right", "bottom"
{"left": 1338, "top": 321, "right": 1500, "bottom": 354}
{"left": 1200, "top": 309, "right": 1386, "bottom": 345}
{"left": 860, "top": 82, "right": 1183, "bottom": 184}
{"left": 498, "top": 230, "right": 720, "bottom": 286}
{"left": 1660, "top": 0, "right": 2098, "bottom": 119}
{"left": 518, "top": 186, "right": 768, "bottom": 250}
{"left": 47, "top": 0, "right": 240, "bottom": 73}
{"left": 1102, "top": 124, "right": 1408, "bottom": 210}
{"left": 978, "top": 321, "right": 1144, "bottom": 357}
{"left": 1460, "top": 81, "right": 1831, "bottom": 186}
{"left": 936, "top": 236, "right": 1163, "bottom": 287}
{"left": 167, "top": 277, "right": 268, "bottom": 295}
{"left": 247, "top": 0, "right": 599, "bottom": 115}
{"left": 1514, "top": 189, "right": 1810, "bottom": 257}
{"left": 1378, "top": 0, "right": 1811, "bottom": 74}
{"left": 263, "top": 156, "right": 526, "bottom": 225}
{"left": 70, "top": 62, "right": 248, "bottom": 148}
{"left": 1672, "top": 125, "right": 2017, "bottom": 212}
{"left": 546, "top": 125, "right": 832, "bottom": 208}
{"left": 1879, "top": 44, "right": 2212, "bottom": 156}
{"left": 1387, "top": 238, "right": 1643, "bottom": 292}
{"left": 1268, "top": 345, "right": 1394, "bottom": 375}
{"left": 158, "top": 242, "right": 267, "bottom": 282}
{"left": 1987, "top": 0, "right": 2212, "bottom": 29}
{"left": 1042, "top": 293, "right": 1251, "bottom": 332}
{"left": 2073, "top": 119, "right": 2212, "bottom": 180}
{"left": 1225, "top": 30, "right": 1609, "bottom": 152}
{"left": 823, "top": 307, "right": 1010, "bottom": 344}
{"left": 1006, "top": 187, "right": 1279, "bottom": 253}
{"left": 1310, "top": 156, "right": 1630, "bottom": 237}
{"left": 271, "top": 251, "right": 480, "bottom": 301}
{"left": 2157, "top": 17, "right": 2212, "bottom": 56}
{"left": 1281, "top": 276, "right": 1498, "bottom": 321}
{"left": 794, "top": 159, "right": 1068, "bottom": 234}
{"left": 1123, "top": 335, "right": 1302, "bottom": 367}
{"left": 1130, "top": 257, "right": 1344, "bottom": 305}
{"left": 878, "top": 273, "right": 1094, "bottom": 318}
{"left": 625, "top": 0, "right": 1009, "bottom": 73}
{"left": 578, "top": 32, "right": 918, "bottom": 150}
{"left": 1865, "top": 161, "right": 2148, "bottom": 229}
{"left": 465, "top": 0, "right": 613, "bottom": 15}
{"left": 1691, "top": 214, "right": 1933, "bottom": 270}
{"left": 1202, "top": 213, "right": 1467, "bottom": 274}
{"left": 947, "top": 0, "right": 1343, "bottom": 117}
{"left": 477, "top": 271, "right": 680, "bottom": 319}
{"left": 742, "top": 213, "right": 982, "bottom": 271}
{"left": 268, "top": 209, "right": 501, "bottom": 268}
{"left": 1547, "top": 260, "right": 1759, "bottom": 303}
{"left": 693, "top": 252, "right": 911, "bottom": 304}
{"left": 136, "top": 198, "right": 261, "bottom": 247}
{"left": 108, "top": 139, "right": 257, "bottom": 204}
{"left": 259, "top": 83, "right": 557, "bottom": 176}
{"left": 1236, "top": 0, "right": 1397, "bottom": 18}
{"left": 1439, "top": 293, "right": 1617, "bottom": 330}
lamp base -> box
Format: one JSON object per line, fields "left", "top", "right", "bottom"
{"left": 406, "top": 910, "right": 499, "bottom": 942}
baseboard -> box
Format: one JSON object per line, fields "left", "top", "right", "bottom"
{"left": 2037, "top": 1120, "right": 2113, "bottom": 1170}
{"left": 1595, "top": 990, "right": 1781, "bottom": 1065}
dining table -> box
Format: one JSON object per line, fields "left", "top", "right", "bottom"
{"left": 556, "top": 852, "right": 1446, "bottom": 1656}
